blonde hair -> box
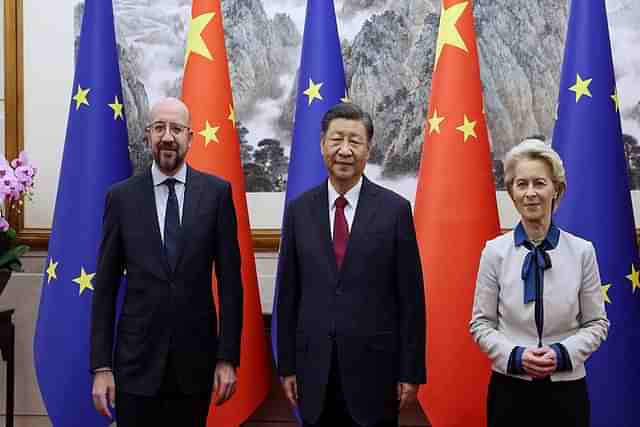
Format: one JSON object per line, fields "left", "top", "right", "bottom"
{"left": 504, "top": 138, "right": 566, "bottom": 209}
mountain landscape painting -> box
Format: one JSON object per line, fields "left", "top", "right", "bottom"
{"left": 74, "top": 0, "right": 640, "bottom": 197}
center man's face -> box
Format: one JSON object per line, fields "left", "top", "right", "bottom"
{"left": 147, "top": 106, "right": 192, "bottom": 175}
{"left": 321, "top": 118, "right": 370, "bottom": 188}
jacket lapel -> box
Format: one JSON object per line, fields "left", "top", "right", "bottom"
{"left": 174, "top": 166, "right": 204, "bottom": 274}
{"left": 140, "top": 170, "right": 171, "bottom": 280}
{"left": 309, "top": 181, "right": 339, "bottom": 279}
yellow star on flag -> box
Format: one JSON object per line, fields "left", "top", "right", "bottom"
{"left": 626, "top": 264, "right": 640, "bottom": 293}
{"left": 185, "top": 12, "right": 215, "bottom": 63}
{"left": 108, "top": 95, "right": 124, "bottom": 120}
{"left": 72, "top": 267, "right": 95, "bottom": 296}
{"left": 428, "top": 109, "right": 445, "bottom": 135}
{"left": 72, "top": 85, "right": 90, "bottom": 110}
{"left": 303, "top": 79, "right": 323, "bottom": 106}
{"left": 46, "top": 258, "right": 58, "bottom": 284}
{"left": 198, "top": 120, "right": 220, "bottom": 146}
{"left": 456, "top": 114, "right": 477, "bottom": 142}
{"left": 228, "top": 104, "right": 236, "bottom": 128}
{"left": 601, "top": 283, "right": 612, "bottom": 304}
{"left": 340, "top": 89, "right": 350, "bottom": 103}
{"left": 435, "top": 1, "right": 469, "bottom": 70}
{"left": 611, "top": 89, "right": 620, "bottom": 112}
{"left": 569, "top": 74, "right": 592, "bottom": 103}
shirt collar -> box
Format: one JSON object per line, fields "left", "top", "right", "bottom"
{"left": 328, "top": 177, "right": 363, "bottom": 208}
{"left": 514, "top": 221, "right": 560, "bottom": 248}
{"left": 151, "top": 162, "right": 187, "bottom": 187}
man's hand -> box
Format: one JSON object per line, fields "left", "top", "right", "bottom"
{"left": 282, "top": 375, "right": 298, "bottom": 407}
{"left": 213, "top": 361, "right": 237, "bottom": 405}
{"left": 397, "top": 382, "right": 418, "bottom": 409}
{"left": 92, "top": 371, "right": 116, "bottom": 418}
{"left": 522, "top": 347, "right": 557, "bottom": 379}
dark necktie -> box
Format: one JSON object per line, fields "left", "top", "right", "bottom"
{"left": 163, "top": 178, "right": 180, "bottom": 272}
{"left": 333, "top": 196, "right": 349, "bottom": 269}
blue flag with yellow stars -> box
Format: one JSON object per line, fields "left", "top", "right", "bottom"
{"left": 33, "top": 0, "right": 131, "bottom": 425}
{"left": 271, "top": 0, "right": 346, "bottom": 388}
{"left": 552, "top": 1, "right": 640, "bottom": 425}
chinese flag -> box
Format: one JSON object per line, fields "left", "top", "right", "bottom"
{"left": 182, "top": 1, "right": 271, "bottom": 425}
{"left": 415, "top": 1, "right": 500, "bottom": 426}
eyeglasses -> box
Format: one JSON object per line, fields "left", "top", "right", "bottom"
{"left": 146, "top": 121, "right": 191, "bottom": 137}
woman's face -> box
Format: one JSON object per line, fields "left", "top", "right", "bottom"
{"left": 510, "top": 158, "right": 556, "bottom": 225}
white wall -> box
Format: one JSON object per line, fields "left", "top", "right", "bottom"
{"left": 21, "top": 0, "right": 74, "bottom": 228}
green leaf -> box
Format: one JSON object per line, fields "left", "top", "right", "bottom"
{"left": 0, "top": 244, "right": 29, "bottom": 271}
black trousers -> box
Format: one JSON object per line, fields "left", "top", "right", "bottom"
{"left": 487, "top": 371, "right": 589, "bottom": 427}
{"left": 303, "top": 343, "right": 398, "bottom": 427}
{"left": 115, "top": 352, "right": 212, "bottom": 427}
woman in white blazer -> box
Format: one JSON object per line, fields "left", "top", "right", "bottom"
{"left": 470, "top": 139, "right": 609, "bottom": 427}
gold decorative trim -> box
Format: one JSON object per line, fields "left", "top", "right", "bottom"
{"left": 5, "top": 0, "right": 25, "bottom": 244}
{"left": 252, "top": 229, "right": 280, "bottom": 252}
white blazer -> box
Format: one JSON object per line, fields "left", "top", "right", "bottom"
{"left": 470, "top": 228, "right": 609, "bottom": 381}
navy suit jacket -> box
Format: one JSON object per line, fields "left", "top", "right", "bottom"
{"left": 90, "top": 166, "right": 243, "bottom": 396}
{"left": 276, "top": 176, "right": 426, "bottom": 425}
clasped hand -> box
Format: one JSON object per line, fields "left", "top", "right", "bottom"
{"left": 522, "top": 346, "right": 557, "bottom": 379}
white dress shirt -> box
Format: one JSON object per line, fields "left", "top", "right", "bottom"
{"left": 328, "top": 177, "right": 363, "bottom": 238}
{"left": 151, "top": 162, "right": 187, "bottom": 243}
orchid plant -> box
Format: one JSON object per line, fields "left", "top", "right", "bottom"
{"left": 0, "top": 151, "right": 37, "bottom": 271}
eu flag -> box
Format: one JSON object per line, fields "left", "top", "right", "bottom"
{"left": 33, "top": 0, "right": 132, "bottom": 425}
{"left": 271, "top": 0, "right": 346, "bottom": 374}
{"left": 552, "top": 1, "right": 640, "bottom": 425}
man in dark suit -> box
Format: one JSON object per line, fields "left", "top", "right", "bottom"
{"left": 276, "top": 102, "right": 426, "bottom": 426}
{"left": 90, "top": 98, "right": 243, "bottom": 426}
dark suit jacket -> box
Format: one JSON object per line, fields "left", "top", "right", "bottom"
{"left": 90, "top": 166, "right": 243, "bottom": 396}
{"left": 276, "top": 176, "right": 426, "bottom": 425}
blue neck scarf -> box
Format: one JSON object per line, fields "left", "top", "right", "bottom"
{"left": 514, "top": 222, "right": 560, "bottom": 304}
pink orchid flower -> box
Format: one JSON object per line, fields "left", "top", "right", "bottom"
{"left": 2, "top": 172, "right": 22, "bottom": 200}
{"left": 0, "top": 157, "right": 12, "bottom": 179}
{"left": 0, "top": 180, "right": 11, "bottom": 201}
{"left": 10, "top": 151, "right": 29, "bottom": 169}
{"left": 15, "top": 166, "right": 35, "bottom": 187}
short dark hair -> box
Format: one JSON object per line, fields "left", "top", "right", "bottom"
{"left": 320, "top": 102, "right": 374, "bottom": 142}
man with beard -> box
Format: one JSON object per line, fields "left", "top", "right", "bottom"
{"left": 90, "top": 98, "right": 243, "bottom": 426}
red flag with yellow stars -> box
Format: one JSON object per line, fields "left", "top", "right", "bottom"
{"left": 182, "top": 1, "right": 270, "bottom": 425}
{"left": 415, "top": 1, "right": 500, "bottom": 425}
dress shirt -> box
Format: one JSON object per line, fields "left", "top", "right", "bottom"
{"left": 151, "top": 162, "right": 187, "bottom": 242}
{"left": 328, "top": 177, "right": 362, "bottom": 238}
{"left": 470, "top": 227, "right": 609, "bottom": 382}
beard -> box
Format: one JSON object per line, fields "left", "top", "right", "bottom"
{"left": 153, "top": 141, "right": 185, "bottom": 174}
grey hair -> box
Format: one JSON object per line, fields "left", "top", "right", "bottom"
{"left": 503, "top": 138, "right": 566, "bottom": 209}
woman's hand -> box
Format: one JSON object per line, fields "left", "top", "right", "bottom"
{"left": 522, "top": 346, "right": 557, "bottom": 379}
